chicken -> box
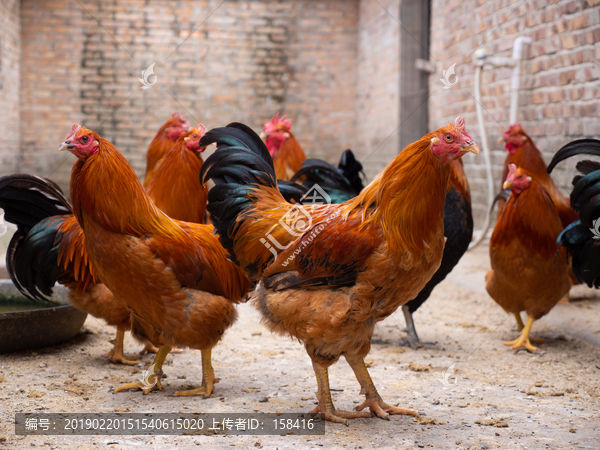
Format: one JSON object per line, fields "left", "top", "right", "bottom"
{"left": 0, "top": 126, "right": 210, "bottom": 364}
{"left": 146, "top": 125, "right": 208, "bottom": 223}
{"left": 260, "top": 113, "right": 306, "bottom": 181}
{"left": 499, "top": 123, "right": 578, "bottom": 227}
{"left": 59, "top": 124, "right": 250, "bottom": 396}
{"left": 200, "top": 118, "right": 479, "bottom": 424}
{"left": 401, "top": 159, "right": 473, "bottom": 349}
{"left": 0, "top": 175, "right": 147, "bottom": 364}
{"left": 291, "top": 149, "right": 365, "bottom": 204}
{"left": 294, "top": 153, "right": 473, "bottom": 350}
{"left": 143, "top": 112, "right": 190, "bottom": 187}
{"left": 485, "top": 164, "right": 572, "bottom": 352}
{"left": 547, "top": 139, "right": 600, "bottom": 287}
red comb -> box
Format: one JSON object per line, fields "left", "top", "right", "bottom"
{"left": 263, "top": 112, "right": 293, "bottom": 134}
{"left": 66, "top": 124, "right": 82, "bottom": 141}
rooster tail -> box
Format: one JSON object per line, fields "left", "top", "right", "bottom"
{"left": 337, "top": 149, "right": 365, "bottom": 194}
{"left": 291, "top": 157, "right": 358, "bottom": 204}
{"left": 199, "top": 123, "right": 284, "bottom": 259}
{"left": 547, "top": 139, "right": 600, "bottom": 173}
{"left": 0, "top": 174, "right": 73, "bottom": 303}
{"left": 11, "top": 217, "right": 70, "bottom": 302}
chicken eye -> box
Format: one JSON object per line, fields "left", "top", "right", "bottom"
{"left": 193, "top": 135, "right": 198, "bottom": 139}
{"left": 81, "top": 136, "right": 89, "bottom": 143}
{"left": 444, "top": 134, "right": 453, "bottom": 143}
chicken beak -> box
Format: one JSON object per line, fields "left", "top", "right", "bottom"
{"left": 461, "top": 142, "right": 480, "bottom": 155}
{"left": 58, "top": 142, "right": 75, "bottom": 152}
{"left": 503, "top": 180, "right": 512, "bottom": 190}
{"left": 498, "top": 136, "right": 507, "bottom": 143}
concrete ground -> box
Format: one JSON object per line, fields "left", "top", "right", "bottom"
{"left": 1, "top": 244, "right": 600, "bottom": 449}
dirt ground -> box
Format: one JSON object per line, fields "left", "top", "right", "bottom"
{"left": 1, "top": 244, "right": 600, "bottom": 449}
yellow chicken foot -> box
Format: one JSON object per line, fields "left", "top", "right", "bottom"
{"left": 307, "top": 361, "right": 370, "bottom": 426}
{"left": 513, "top": 314, "right": 544, "bottom": 345}
{"left": 346, "top": 354, "right": 421, "bottom": 421}
{"left": 113, "top": 345, "right": 171, "bottom": 394}
{"left": 104, "top": 326, "right": 139, "bottom": 365}
{"left": 505, "top": 317, "right": 539, "bottom": 352}
{"left": 173, "top": 349, "right": 219, "bottom": 397}
{"left": 514, "top": 313, "right": 525, "bottom": 331}
{"left": 139, "top": 342, "right": 183, "bottom": 355}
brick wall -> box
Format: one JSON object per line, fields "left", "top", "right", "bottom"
{"left": 19, "top": 0, "right": 359, "bottom": 189}
{"left": 355, "top": 0, "right": 401, "bottom": 181}
{"left": 429, "top": 0, "right": 600, "bottom": 223}
{"left": 0, "top": 0, "right": 21, "bottom": 175}
{"left": 21, "top": 0, "right": 84, "bottom": 182}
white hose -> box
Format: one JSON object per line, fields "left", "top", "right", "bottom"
{"left": 468, "top": 64, "right": 495, "bottom": 250}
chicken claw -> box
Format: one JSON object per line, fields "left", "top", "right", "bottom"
{"left": 139, "top": 342, "right": 183, "bottom": 355}
{"left": 104, "top": 327, "right": 139, "bottom": 365}
{"left": 505, "top": 317, "right": 539, "bottom": 352}
{"left": 309, "top": 361, "right": 370, "bottom": 426}
{"left": 113, "top": 345, "right": 171, "bottom": 395}
{"left": 355, "top": 398, "right": 420, "bottom": 420}
{"left": 173, "top": 349, "right": 218, "bottom": 398}
{"left": 346, "top": 354, "right": 420, "bottom": 421}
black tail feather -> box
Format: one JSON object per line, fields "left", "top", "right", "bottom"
{"left": 0, "top": 174, "right": 72, "bottom": 234}
{"left": 0, "top": 175, "right": 72, "bottom": 303}
{"left": 200, "top": 124, "right": 282, "bottom": 263}
{"left": 547, "top": 139, "right": 600, "bottom": 173}
{"left": 337, "top": 149, "right": 365, "bottom": 194}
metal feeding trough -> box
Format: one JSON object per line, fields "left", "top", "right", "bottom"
{"left": 0, "top": 279, "right": 87, "bottom": 354}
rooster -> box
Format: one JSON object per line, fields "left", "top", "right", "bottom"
{"left": 293, "top": 153, "right": 473, "bottom": 349}
{"left": 0, "top": 175, "right": 150, "bottom": 364}
{"left": 59, "top": 124, "right": 250, "bottom": 396}
{"left": 260, "top": 113, "right": 306, "bottom": 181}
{"left": 547, "top": 139, "right": 600, "bottom": 287}
{"left": 147, "top": 125, "right": 208, "bottom": 223}
{"left": 200, "top": 118, "right": 479, "bottom": 424}
{"left": 0, "top": 127, "right": 209, "bottom": 365}
{"left": 499, "top": 123, "right": 578, "bottom": 227}
{"left": 143, "top": 112, "right": 189, "bottom": 187}
{"left": 291, "top": 149, "right": 365, "bottom": 204}
{"left": 486, "top": 164, "right": 572, "bottom": 352}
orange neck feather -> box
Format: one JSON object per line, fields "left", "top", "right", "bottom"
{"left": 342, "top": 134, "right": 449, "bottom": 258}
{"left": 71, "top": 137, "right": 184, "bottom": 242}
{"left": 146, "top": 140, "right": 207, "bottom": 223}
{"left": 492, "top": 177, "right": 563, "bottom": 259}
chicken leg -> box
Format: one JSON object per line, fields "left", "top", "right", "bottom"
{"left": 113, "top": 345, "right": 171, "bottom": 394}
{"left": 104, "top": 326, "right": 139, "bottom": 365}
{"left": 173, "top": 348, "right": 219, "bottom": 397}
{"left": 308, "top": 361, "right": 371, "bottom": 426}
{"left": 399, "top": 305, "right": 443, "bottom": 350}
{"left": 505, "top": 317, "right": 539, "bottom": 352}
{"left": 346, "top": 354, "right": 420, "bottom": 420}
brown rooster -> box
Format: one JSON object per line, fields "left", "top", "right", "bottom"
{"left": 200, "top": 118, "right": 479, "bottom": 424}
{"left": 147, "top": 125, "right": 208, "bottom": 223}
{"left": 143, "top": 112, "right": 190, "bottom": 187}
{"left": 499, "top": 123, "right": 578, "bottom": 227}
{"left": 59, "top": 125, "right": 250, "bottom": 396}
{"left": 0, "top": 125, "right": 210, "bottom": 365}
{"left": 486, "top": 164, "right": 572, "bottom": 352}
{"left": 261, "top": 113, "right": 306, "bottom": 181}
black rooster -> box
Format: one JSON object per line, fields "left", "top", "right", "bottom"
{"left": 548, "top": 139, "right": 600, "bottom": 287}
